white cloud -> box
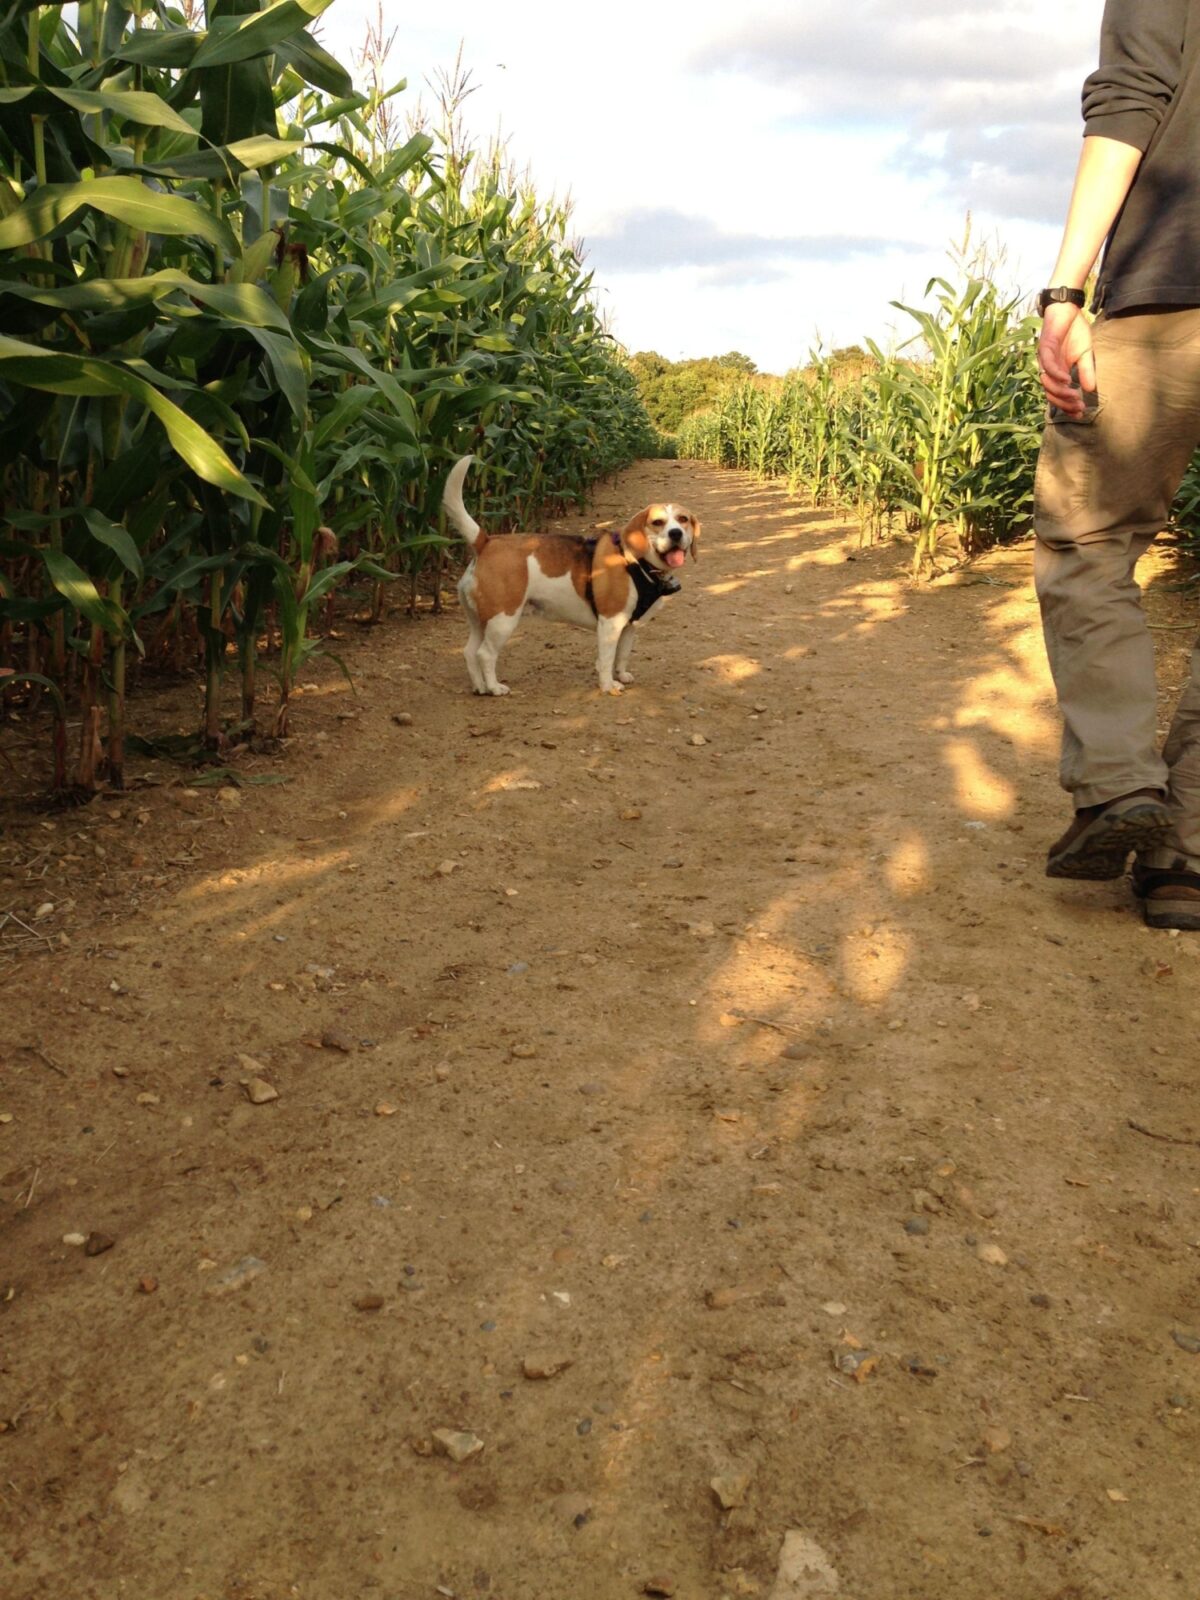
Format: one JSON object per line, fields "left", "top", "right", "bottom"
{"left": 584, "top": 206, "right": 924, "bottom": 277}
{"left": 317, "top": 0, "right": 1100, "bottom": 370}
{"left": 694, "top": 0, "right": 1095, "bottom": 224}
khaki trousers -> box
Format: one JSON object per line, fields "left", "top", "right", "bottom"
{"left": 1034, "top": 305, "right": 1200, "bottom": 871}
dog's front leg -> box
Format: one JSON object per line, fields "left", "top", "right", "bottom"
{"left": 614, "top": 624, "right": 637, "bottom": 686}
{"left": 595, "top": 615, "right": 628, "bottom": 694}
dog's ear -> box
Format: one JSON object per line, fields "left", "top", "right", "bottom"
{"left": 688, "top": 516, "right": 701, "bottom": 562}
{"left": 622, "top": 508, "right": 651, "bottom": 559}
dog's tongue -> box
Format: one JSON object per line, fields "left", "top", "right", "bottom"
{"left": 665, "top": 548, "right": 686, "bottom": 568}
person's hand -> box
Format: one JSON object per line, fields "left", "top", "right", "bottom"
{"left": 1037, "top": 302, "right": 1096, "bottom": 417}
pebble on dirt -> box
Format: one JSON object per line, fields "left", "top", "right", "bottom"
{"left": 769, "top": 1530, "right": 841, "bottom": 1598}
{"left": 241, "top": 1077, "right": 279, "bottom": 1105}
{"left": 711, "top": 1472, "right": 751, "bottom": 1511}
{"left": 320, "top": 1028, "right": 354, "bottom": 1053}
{"left": 354, "top": 1293, "right": 385, "bottom": 1312}
{"left": 137, "top": 1276, "right": 158, "bottom": 1294}
{"left": 976, "top": 1241, "right": 1008, "bottom": 1267}
{"left": 522, "top": 1351, "right": 573, "bottom": 1380}
{"left": 431, "top": 1428, "right": 484, "bottom": 1463}
{"left": 643, "top": 1578, "right": 676, "bottom": 1597}
{"left": 1172, "top": 1329, "right": 1200, "bottom": 1355}
{"left": 84, "top": 1232, "right": 115, "bottom": 1257}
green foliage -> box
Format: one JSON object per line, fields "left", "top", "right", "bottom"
{"left": 629, "top": 349, "right": 760, "bottom": 433}
{"left": 677, "top": 273, "right": 1044, "bottom": 572}
{"left": 0, "top": 0, "right": 656, "bottom": 789}
{"left": 1169, "top": 453, "right": 1200, "bottom": 571}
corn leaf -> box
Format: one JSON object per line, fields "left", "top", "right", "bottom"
{"left": 198, "top": 0, "right": 277, "bottom": 148}
{"left": 275, "top": 30, "right": 355, "bottom": 97}
{"left": 0, "top": 84, "right": 198, "bottom": 137}
{"left": 0, "top": 334, "right": 265, "bottom": 505}
{"left": 191, "top": 0, "right": 337, "bottom": 69}
{"left": 0, "top": 268, "right": 291, "bottom": 331}
{"left": 0, "top": 175, "right": 236, "bottom": 254}
{"left": 243, "top": 324, "right": 307, "bottom": 418}
{"left": 137, "top": 134, "right": 302, "bottom": 181}
{"left": 41, "top": 548, "right": 129, "bottom": 638}
{"left": 79, "top": 509, "right": 145, "bottom": 582}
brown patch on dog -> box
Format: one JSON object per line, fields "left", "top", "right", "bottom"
{"left": 621, "top": 508, "right": 652, "bottom": 560}
{"left": 472, "top": 535, "right": 593, "bottom": 625}
{"left": 590, "top": 539, "right": 635, "bottom": 619}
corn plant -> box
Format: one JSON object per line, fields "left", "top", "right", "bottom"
{"left": 866, "top": 274, "right": 1041, "bottom": 573}
{"left": 0, "top": 1, "right": 657, "bottom": 794}
{"left": 676, "top": 264, "right": 1042, "bottom": 575}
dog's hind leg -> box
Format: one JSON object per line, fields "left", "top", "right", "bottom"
{"left": 476, "top": 608, "right": 521, "bottom": 695}
{"left": 464, "top": 626, "right": 487, "bottom": 694}
{"left": 458, "top": 572, "right": 488, "bottom": 694}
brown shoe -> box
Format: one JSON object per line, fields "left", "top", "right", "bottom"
{"left": 1132, "top": 865, "right": 1200, "bottom": 930}
{"left": 1046, "top": 789, "right": 1172, "bottom": 881}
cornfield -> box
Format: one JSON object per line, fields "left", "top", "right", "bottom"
{"left": 0, "top": 0, "right": 657, "bottom": 793}
{"left": 677, "top": 270, "right": 1045, "bottom": 574}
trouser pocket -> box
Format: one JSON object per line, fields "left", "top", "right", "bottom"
{"left": 1033, "top": 398, "right": 1102, "bottom": 543}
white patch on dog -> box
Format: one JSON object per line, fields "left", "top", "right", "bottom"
{"left": 522, "top": 562, "right": 596, "bottom": 629}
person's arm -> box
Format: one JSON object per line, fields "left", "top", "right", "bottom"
{"left": 1039, "top": 0, "right": 1185, "bottom": 416}
{"left": 1038, "top": 136, "right": 1141, "bottom": 415}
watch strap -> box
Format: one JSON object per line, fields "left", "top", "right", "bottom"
{"left": 1037, "top": 286, "right": 1087, "bottom": 316}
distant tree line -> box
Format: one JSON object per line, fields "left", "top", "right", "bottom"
{"left": 629, "top": 348, "right": 873, "bottom": 433}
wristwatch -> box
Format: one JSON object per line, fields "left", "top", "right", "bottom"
{"left": 1037, "top": 286, "right": 1087, "bottom": 316}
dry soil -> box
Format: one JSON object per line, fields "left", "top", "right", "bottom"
{"left": 2, "top": 462, "right": 1200, "bottom": 1600}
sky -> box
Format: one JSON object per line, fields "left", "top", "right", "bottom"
{"left": 320, "top": 0, "right": 1101, "bottom": 374}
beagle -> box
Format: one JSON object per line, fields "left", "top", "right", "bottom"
{"left": 441, "top": 455, "right": 699, "bottom": 695}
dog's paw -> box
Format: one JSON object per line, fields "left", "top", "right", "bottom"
{"left": 600, "top": 682, "right": 623, "bottom": 697}
{"left": 487, "top": 683, "right": 512, "bottom": 696}
{"left": 616, "top": 670, "right": 635, "bottom": 685}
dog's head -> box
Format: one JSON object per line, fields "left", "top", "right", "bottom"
{"left": 621, "top": 503, "right": 700, "bottom": 569}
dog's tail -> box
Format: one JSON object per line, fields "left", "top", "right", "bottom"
{"left": 442, "top": 455, "right": 487, "bottom": 556}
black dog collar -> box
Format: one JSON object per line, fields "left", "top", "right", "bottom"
{"left": 628, "top": 556, "right": 680, "bottom": 621}
{"left": 610, "top": 530, "right": 680, "bottom": 620}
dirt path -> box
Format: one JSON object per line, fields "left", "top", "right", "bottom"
{"left": 3, "top": 462, "right": 1199, "bottom": 1600}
